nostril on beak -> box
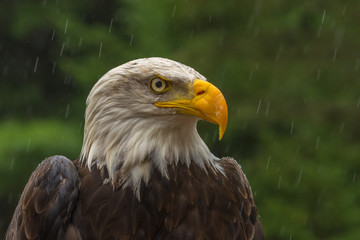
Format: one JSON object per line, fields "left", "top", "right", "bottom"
{"left": 196, "top": 90, "right": 205, "bottom": 96}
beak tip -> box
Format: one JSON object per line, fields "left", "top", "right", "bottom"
{"left": 218, "top": 125, "right": 226, "bottom": 141}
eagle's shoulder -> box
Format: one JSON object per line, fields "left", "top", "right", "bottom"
{"left": 6, "top": 155, "right": 80, "bottom": 240}
{"left": 218, "top": 156, "right": 265, "bottom": 240}
{"left": 220, "top": 157, "right": 251, "bottom": 188}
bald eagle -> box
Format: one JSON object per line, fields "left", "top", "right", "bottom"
{"left": 6, "top": 58, "right": 264, "bottom": 240}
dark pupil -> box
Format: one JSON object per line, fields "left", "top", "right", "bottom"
{"left": 155, "top": 80, "right": 163, "bottom": 89}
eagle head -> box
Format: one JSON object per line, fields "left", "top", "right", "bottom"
{"left": 80, "top": 57, "right": 228, "bottom": 194}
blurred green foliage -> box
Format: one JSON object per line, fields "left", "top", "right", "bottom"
{"left": 1, "top": 0, "right": 360, "bottom": 239}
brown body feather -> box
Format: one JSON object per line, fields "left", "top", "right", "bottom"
{"left": 6, "top": 155, "right": 264, "bottom": 239}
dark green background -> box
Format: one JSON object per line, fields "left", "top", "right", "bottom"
{"left": 1, "top": 0, "right": 359, "bottom": 239}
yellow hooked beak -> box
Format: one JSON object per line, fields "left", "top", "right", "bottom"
{"left": 154, "top": 79, "right": 228, "bottom": 140}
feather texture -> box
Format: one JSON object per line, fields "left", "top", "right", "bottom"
{"left": 6, "top": 156, "right": 80, "bottom": 240}
{"left": 66, "top": 157, "right": 264, "bottom": 240}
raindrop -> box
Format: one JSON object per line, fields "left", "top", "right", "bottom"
{"left": 339, "top": 122, "right": 345, "bottom": 133}
{"left": 10, "top": 157, "right": 14, "bottom": 170}
{"left": 239, "top": 202, "right": 244, "bottom": 215}
{"left": 316, "top": 10, "right": 326, "bottom": 37}
{"left": 316, "top": 25, "right": 322, "bottom": 37}
{"left": 78, "top": 121, "right": 83, "bottom": 133}
{"left": 247, "top": 0, "right": 262, "bottom": 29}
{"left": 212, "top": 130, "right": 217, "bottom": 143}
{"left": 7, "top": 194, "right": 14, "bottom": 204}
{"left": 79, "top": 37, "right": 83, "bottom": 47}
{"left": 33, "top": 57, "right": 39, "bottom": 72}
{"left": 208, "top": 15, "right": 212, "bottom": 23}
{"left": 64, "top": 75, "right": 68, "bottom": 84}
{"left": 277, "top": 175, "right": 282, "bottom": 190}
{"left": 353, "top": 172, "right": 357, "bottom": 183}
{"left": 224, "top": 144, "right": 230, "bottom": 153}
{"left": 321, "top": 10, "right": 326, "bottom": 25}
{"left": 253, "top": 27, "right": 259, "bottom": 37}
{"left": 290, "top": 121, "right": 294, "bottom": 135}
{"left": 317, "top": 194, "right": 323, "bottom": 205}
{"left": 304, "top": 98, "right": 307, "bottom": 104}
{"left": 109, "top": 18, "right": 113, "bottom": 33}
{"left": 51, "top": 62, "right": 56, "bottom": 74}
{"left": 189, "top": 30, "right": 194, "bottom": 39}
{"left": 317, "top": 69, "right": 321, "bottom": 81}
{"left": 275, "top": 44, "right": 283, "bottom": 62}
{"left": 248, "top": 70, "right": 253, "bottom": 80}
{"left": 3, "top": 65, "right": 9, "bottom": 76}
{"left": 60, "top": 42, "right": 65, "bottom": 56}
{"left": 266, "top": 156, "right": 271, "bottom": 169}
{"left": 242, "top": 120, "right": 248, "bottom": 129}
{"left": 357, "top": 96, "right": 360, "bottom": 108}
{"left": 51, "top": 30, "right": 56, "bottom": 40}
{"left": 297, "top": 170, "right": 303, "bottom": 184}
{"left": 130, "top": 35, "right": 134, "bottom": 46}
{"left": 171, "top": 5, "right": 176, "bottom": 18}
{"left": 315, "top": 136, "right": 320, "bottom": 149}
{"left": 27, "top": 138, "right": 31, "bottom": 152}
{"left": 98, "top": 42, "right": 103, "bottom": 58}
{"left": 342, "top": 5, "right": 347, "bottom": 15}
{"left": 64, "top": 75, "right": 72, "bottom": 85}
{"left": 303, "top": 45, "right": 309, "bottom": 54}
{"left": 280, "top": 226, "right": 285, "bottom": 236}
{"left": 303, "top": 216, "right": 308, "bottom": 225}
{"left": 65, "top": 104, "right": 70, "bottom": 118}
{"left": 43, "top": 0, "right": 47, "bottom": 6}
{"left": 333, "top": 48, "right": 337, "bottom": 62}
{"left": 355, "top": 58, "right": 360, "bottom": 72}
{"left": 256, "top": 99, "right": 262, "bottom": 115}
{"left": 64, "top": 19, "right": 69, "bottom": 34}
{"left": 265, "top": 101, "right": 270, "bottom": 116}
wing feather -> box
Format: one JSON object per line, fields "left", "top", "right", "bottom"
{"left": 220, "top": 157, "right": 265, "bottom": 240}
{"left": 5, "top": 155, "right": 80, "bottom": 240}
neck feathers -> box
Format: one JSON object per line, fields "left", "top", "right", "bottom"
{"left": 80, "top": 113, "right": 223, "bottom": 197}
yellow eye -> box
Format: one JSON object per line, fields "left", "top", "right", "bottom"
{"left": 149, "top": 77, "right": 169, "bottom": 93}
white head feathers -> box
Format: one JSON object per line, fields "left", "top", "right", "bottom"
{"left": 80, "top": 57, "right": 223, "bottom": 195}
